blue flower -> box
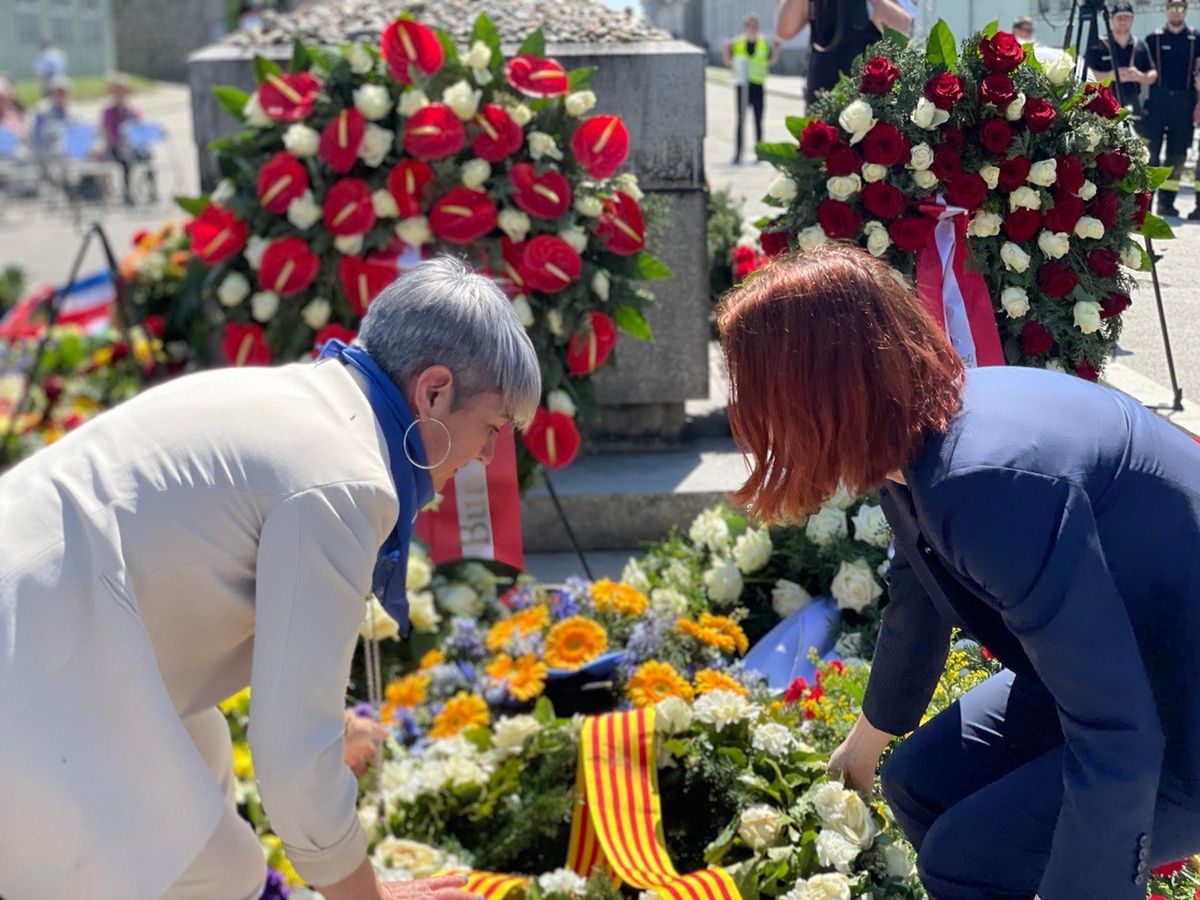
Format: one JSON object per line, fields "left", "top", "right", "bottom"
{"left": 443, "top": 617, "right": 487, "bottom": 660}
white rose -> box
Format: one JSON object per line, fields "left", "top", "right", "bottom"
{"left": 912, "top": 169, "right": 939, "bottom": 189}
{"left": 559, "top": 227, "right": 588, "bottom": 253}
{"left": 909, "top": 142, "right": 934, "bottom": 171}
{"left": 217, "top": 271, "right": 251, "bottom": 307}
{"left": 335, "top": 234, "right": 364, "bottom": 256}
{"left": 738, "top": 805, "right": 785, "bottom": 850}
{"left": 591, "top": 270, "right": 610, "bottom": 301}
{"left": 396, "top": 216, "right": 433, "bottom": 246}
{"left": 649, "top": 587, "right": 689, "bottom": 618}
{"left": 751, "top": 722, "right": 796, "bottom": 756}
{"left": 211, "top": 178, "right": 237, "bottom": 205}
{"left": 733, "top": 527, "right": 773, "bottom": 574}
{"left": 243, "top": 91, "right": 271, "bottom": 127}
{"left": 967, "top": 210, "right": 1003, "bottom": 238}
{"left": 980, "top": 165, "right": 1001, "bottom": 190}
{"left": 373, "top": 837, "right": 441, "bottom": 877}
{"left": 910, "top": 97, "right": 949, "bottom": 130}
{"left": 493, "top": 714, "right": 540, "bottom": 755}
{"left": 805, "top": 505, "right": 847, "bottom": 547}
{"left": 462, "top": 40, "right": 492, "bottom": 71}
{"left": 547, "top": 389, "right": 577, "bottom": 417}
{"left": 771, "top": 579, "right": 812, "bottom": 618}
{"left": 407, "top": 590, "right": 441, "bottom": 634}
{"left": 1037, "top": 230, "right": 1071, "bottom": 260}
{"left": 861, "top": 163, "right": 889, "bottom": 183}
{"left": 838, "top": 99, "right": 876, "bottom": 140}
{"left": 461, "top": 158, "right": 492, "bottom": 189}
{"left": 346, "top": 43, "right": 375, "bottom": 75}
{"left": 767, "top": 174, "right": 798, "bottom": 203}
{"left": 529, "top": 131, "right": 562, "bottom": 161}
{"left": 1001, "top": 286, "right": 1030, "bottom": 319}
{"left": 496, "top": 208, "right": 532, "bottom": 244}
{"left": 788, "top": 873, "right": 852, "bottom": 900}
{"left": 250, "top": 291, "right": 279, "bottom": 323}
{"left": 1008, "top": 186, "right": 1041, "bottom": 211}
{"left": 372, "top": 188, "right": 400, "bottom": 219}
{"left": 654, "top": 695, "right": 694, "bottom": 735}
{"left": 1121, "top": 243, "right": 1144, "bottom": 269}
{"left": 831, "top": 558, "right": 883, "bottom": 613}
{"left": 703, "top": 558, "right": 743, "bottom": 605}
{"left": 538, "top": 869, "right": 587, "bottom": 898}
{"left": 850, "top": 503, "right": 891, "bottom": 548}
{"left": 574, "top": 194, "right": 603, "bottom": 217}
{"left": 358, "top": 123, "right": 393, "bottom": 168}
{"left": 1005, "top": 92, "right": 1026, "bottom": 121}
{"left": 1027, "top": 159, "right": 1057, "bottom": 187}
{"left": 615, "top": 172, "right": 643, "bottom": 200}
{"left": 546, "top": 308, "right": 564, "bottom": 338}
{"left": 442, "top": 80, "right": 482, "bottom": 121}
{"left": 812, "top": 782, "right": 851, "bottom": 823}
{"left": 407, "top": 551, "right": 433, "bottom": 590}
{"left": 690, "top": 508, "right": 731, "bottom": 551}
{"left": 512, "top": 295, "right": 535, "bottom": 327}
{"left": 797, "top": 224, "right": 828, "bottom": 251}
{"left": 814, "top": 829, "right": 862, "bottom": 874}
{"left": 354, "top": 83, "right": 393, "bottom": 121}
{"left": 360, "top": 595, "right": 401, "bottom": 641}
{"left": 1078, "top": 179, "right": 1098, "bottom": 201}
{"left": 826, "top": 174, "right": 862, "bottom": 201}
{"left": 398, "top": 89, "right": 429, "bottom": 117}
{"left": 1074, "top": 300, "right": 1103, "bottom": 334}
{"left": 302, "top": 298, "right": 331, "bottom": 330}
{"left": 883, "top": 843, "right": 916, "bottom": 879}
{"left": 1074, "top": 215, "right": 1105, "bottom": 240}
{"left": 865, "top": 222, "right": 892, "bottom": 257}
{"left": 1045, "top": 51, "right": 1075, "bottom": 85}
{"left": 829, "top": 789, "right": 877, "bottom": 847}
{"left": 507, "top": 102, "right": 533, "bottom": 127}
{"left": 244, "top": 235, "right": 269, "bottom": 270}
{"left": 287, "top": 189, "right": 322, "bottom": 230}
{"left": 436, "top": 583, "right": 481, "bottom": 618}
{"left": 692, "top": 689, "right": 753, "bottom": 731}
{"left": 1002, "top": 241, "right": 1031, "bottom": 274}
{"left": 1045, "top": 359, "right": 1068, "bottom": 374}
{"left": 565, "top": 90, "right": 598, "bottom": 117}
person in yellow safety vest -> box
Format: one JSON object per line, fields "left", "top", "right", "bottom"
{"left": 722, "top": 14, "right": 781, "bottom": 165}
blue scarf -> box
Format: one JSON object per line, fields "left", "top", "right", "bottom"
{"left": 316, "top": 339, "right": 434, "bottom": 636}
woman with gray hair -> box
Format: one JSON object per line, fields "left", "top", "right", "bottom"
{"left": 0, "top": 257, "right": 540, "bottom": 900}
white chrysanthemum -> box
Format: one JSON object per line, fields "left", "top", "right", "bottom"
{"left": 689, "top": 507, "right": 732, "bottom": 552}
{"left": 354, "top": 83, "right": 393, "bottom": 120}
{"left": 615, "top": 172, "right": 644, "bottom": 200}
{"left": 653, "top": 695, "right": 693, "bottom": 734}
{"left": 703, "top": 558, "right": 743, "bottom": 605}
{"left": 493, "top": 715, "right": 540, "bottom": 755}
{"left": 830, "top": 558, "right": 883, "bottom": 613}
{"left": 360, "top": 595, "right": 401, "bottom": 640}
{"left": 814, "top": 829, "right": 861, "bottom": 873}
{"left": 345, "top": 43, "right": 375, "bottom": 75}
{"left": 407, "top": 589, "right": 441, "bottom": 633}
{"left": 782, "top": 873, "right": 852, "bottom": 900}
{"left": 287, "top": 189, "right": 322, "bottom": 230}
{"left": 302, "top": 298, "right": 331, "bottom": 330}
{"left": 771, "top": 579, "right": 811, "bottom": 618}
{"left": 1001, "top": 286, "right": 1029, "bottom": 319}
{"left": 538, "top": 868, "right": 587, "bottom": 897}
{"left": 649, "top": 588, "right": 690, "bottom": 618}
{"left": 217, "top": 271, "right": 251, "bottom": 307}
{"left": 751, "top": 722, "right": 796, "bottom": 755}
{"left": 805, "top": 505, "right": 847, "bottom": 547}
{"left": 733, "top": 526, "right": 773, "bottom": 574}
{"left": 692, "top": 689, "right": 753, "bottom": 731}
{"left": 622, "top": 558, "right": 651, "bottom": 593}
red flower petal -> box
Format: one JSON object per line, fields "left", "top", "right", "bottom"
{"left": 596, "top": 191, "right": 645, "bottom": 256}
{"left": 429, "top": 186, "right": 498, "bottom": 244}
{"left": 504, "top": 55, "right": 569, "bottom": 97}
{"left": 386, "top": 159, "right": 435, "bottom": 218}
{"left": 500, "top": 237, "right": 528, "bottom": 294}
{"left": 185, "top": 205, "right": 247, "bottom": 266}
{"left": 258, "top": 71, "right": 321, "bottom": 122}
{"left": 471, "top": 103, "right": 524, "bottom": 162}
{"left": 509, "top": 163, "right": 572, "bottom": 219}
{"left": 570, "top": 114, "right": 629, "bottom": 179}
{"left": 257, "top": 237, "right": 320, "bottom": 296}
{"left": 223, "top": 323, "right": 271, "bottom": 366}
{"left": 257, "top": 151, "right": 309, "bottom": 214}
{"left": 323, "top": 178, "right": 376, "bottom": 236}
{"left": 318, "top": 109, "right": 367, "bottom": 175}
{"left": 519, "top": 235, "right": 582, "bottom": 293}
{"left": 403, "top": 104, "right": 466, "bottom": 161}
{"left": 522, "top": 407, "right": 581, "bottom": 468}
{"left": 566, "top": 311, "right": 617, "bottom": 375}
{"left": 339, "top": 253, "right": 398, "bottom": 316}
{"left": 312, "top": 323, "right": 358, "bottom": 357}
{"left": 381, "top": 18, "right": 444, "bottom": 84}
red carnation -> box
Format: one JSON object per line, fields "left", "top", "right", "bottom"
{"left": 257, "top": 237, "right": 320, "bottom": 296}
{"left": 924, "top": 72, "right": 964, "bottom": 110}
{"left": 1087, "top": 248, "right": 1120, "bottom": 277}
{"left": 1023, "top": 98, "right": 1057, "bottom": 133}
{"left": 861, "top": 56, "right": 900, "bottom": 94}
{"left": 256, "top": 151, "right": 308, "bottom": 214}
{"left": 522, "top": 407, "right": 581, "bottom": 469}
{"left": 1045, "top": 193, "right": 1085, "bottom": 234}
{"left": 381, "top": 18, "right": 443, "bottom": 84}
{"left": 1038, "top": 261, "right": 1079, "bottom": 298}
{"left": 429, "top": 186, "right": 498, "bottom": 244}
{"left": 1095, "top": 149, "right": 1131, "bottom": 181}
{"left": 339, "top": 253, "right": 398, "bottom": 316}
{"left": 185, "top": 204, "right": 247, "bottom": 266}
{"left": 816, "top": 199, "right": 862, "bottom": 240}
{"left": 403, "top": 104, "right": 466, "bottom": 161}
{"left": 323, "top": 178, "right": 376, "bottom": 236}
{"left": 862, "top": 123, "right": 909, "bottom": 166}
{"left": 510, "top": 162, "right": 572, "bottom": 220}
{"left": 800, "top": 120, "right": 839, "bottom": 158}
{"left": 566, "top": 311, "right": 618, "bottom": 375}
{"left": 1084, "top": 83, "right": 1121, "bottom": 119}
{"left": 946, "top": 173, "right": 988, "bottom": 211}
{"left": 784, "top": 677, "right": 809, "bottom": 704}
{"left": 519, "top": 234, "right": 582, "bottom": 293}
{"left": 1101, "top": 290, "right": 1132, "bottom": 319}
{"left": 1076, "top": 359, "right": 1099, "bottom": 381}
{"left": 1005, "top": 208, "right": 1042, "bottom": 243}
{"left": 998, "top": 155, "right": 1032, "bottom": 192}
{"left": 258, "top": 71, "right": 321, "bottom": 122}
{"left": 932, "top": 143, "right": 963, "bottom": 180}
{"left": 313, "top": 324, "right": 358, "bottom": 357}
{"left": 596, "top": 191, "right": 646, "bottom": 256}
{"left": 760, "top": 228, "right": 790, "bottom": 257}
{"left": 318, "top": 109, "right": 367, "bottom": 174}
{"left": 979, "top": 118, "right": 1015, "bottom": 154}
{"left": 223, "top": 323, "right": 271, "bottom": 367}
{"left": 471, "top": 104, "right": 523, "bottom": 162}
{"left": 505, "top": 54, "right": 569, "bottom": 97}
{"left": 825, "top": 142, "right": 862, "bottom": 177}
{"left": 1021, "top": 320, "right": 1054, "bottom": 355}
{"left": 1089, "top": 190, "right": 1119, "bottom": 229}
{"left": 386, "top": 159, "right": 435, "bottom": 218}
{"left": 861, "top": 181, "right": 907, "bottom": 221}
{"left": 571, "top": 114, "right": 630, "bottom": 179}
{"left": 888, "top": 214, "right": 936, "bottom": 252}
{"left": 980, "top": 73, "right": 1018, "bottom": 108}
{"left": 980, "top": 31, "right": 1025, "bottom": 73}
{"left": 1056, "top": 155, "right": 1086, "bottom": 195}
{"left": 1134, "top": 190, "right": 1152, "bottom": 226}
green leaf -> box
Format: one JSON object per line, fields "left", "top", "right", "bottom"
{"left": 174, "top": 194, "right": 210, "bottom": 216}
{"left": 532, "top": 696, "right": 556, "bottom": 725}
{"left": 436, "top": 29, "right": 460, "bottom": 65}
{"left": 925, "top": 19, "right": 957, "bottom": 70}
{"left": 755, "top": 141, "right": 798, "bottom": 165}
{"left": 785, "top": 115, "right": 812, "bottom": 140}
{"left": 567, "top": 67, "right": 595, "bottom": 91}
{"left": 719, "top": 746, "right": 748, "bottom": 767}
{"left": 290, "top": 40, "right": 312, "bottom": 72}
{"left": 253, "top": 54, "right": 283, "bottom": 85}
{"left": 212, "top": 85, "right": 250, "bottom": 122}
{"left": 471, "top": 12, "right": 502, "bottom": 60}
{"left": 1147, "top": 166, "right": 1174, "bottom": 191}
{"left": 882, "top": 25, "right": 909, "bottom": 49}
{"left": 1022, "top": 43, "right": 1045, "bottom": 73}
{"left": 1138, "top": 212, "right": 1175, "bottom": 239}
{"left": 518, "top": 27, "right": 546, "bottom": 58}
{"left": 615, "top": 304, "right": 654, "bottom": 341}
{"left": 983, "top": 20, "right": 1000, "bottom": 38}
{"left": 635, "top": 251, "right": 672, "bottom": 281}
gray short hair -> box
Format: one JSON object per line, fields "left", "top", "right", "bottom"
{"left": 357, "top": 256, "right": 541, "bottom": 427}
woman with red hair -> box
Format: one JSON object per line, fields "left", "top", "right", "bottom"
{"left": 718, "top": 243, "right": 1200, "bottom": 899}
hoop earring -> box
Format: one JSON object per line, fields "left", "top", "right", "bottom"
{"left": 403, "top": 417, "right": 452, "bottom": 470}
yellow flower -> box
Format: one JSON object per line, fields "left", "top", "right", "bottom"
{"left": 694, "top": 668, "right": 748, "bottom": 696}
{"left": 219, "top": 687, "right": 251, "bottom": 716}
{"left": 486, "top": 618, "right": 518, "bottom": 651}
{"left": 419, "top": 649, "right": 444, "bottom": 669}
{"left": 677, "top": 614, "right": 748, "bottom": 656}
{"left": 591, "top": 578, "right": 649, "bottom": 616}
{"left": 486, "top": 653, "right": 516, "bottom": 680}
{"left": 232, "top": 741, "right": 254, "bottom": 780}
{"left": 626, "top": 661, "right": 694, "bottom": 708}
{"left": 429, "top": 691, "right": 490, "bottom": 738}
{"left": 543, "top": 616, "right": 608, "bottom": 670}
{"left": 700, "top": 613, "right": 749, "bottom": 655}
{"left": 509, "top": 654, "right": 547, "bottom": 701}
{"left": 384, "top": 673, "right": 430, "bottom": 712}
{"left": 485, "top": 606, "right": 550, "bottom": 651}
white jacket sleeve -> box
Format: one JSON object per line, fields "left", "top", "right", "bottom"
{"left": 248, "top": 480, "right": 395, "bottom": 887}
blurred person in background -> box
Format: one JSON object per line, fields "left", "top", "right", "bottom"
{"left": 1085, "top": 1, "right": 1156, "bottom": 133}
{"left": 101, "top": 75, "right": 157, "bottom": 205}
{"left": 722, "top": 13, "right": 781, "bottom": 165}
{"left": 0, "top": 77, "right": 25, "bottom": 137}
{"left": 32, "top": 39, "right": 67, "bottom": 97}
{"left": 1142, "top": 0, "right": 1198, "bottom": 217}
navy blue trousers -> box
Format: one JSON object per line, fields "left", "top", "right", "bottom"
{"left": 880, "top": 670, "right": 1200, "bottom": 899}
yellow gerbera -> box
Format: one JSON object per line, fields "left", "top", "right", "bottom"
{"left": 512, "top": 605, "right": 550, "bottom": 633}
{"left": 486, "top": 617, "right": 519, "bottom": 651}
{"left": 694, "top": 668, "right": 749, "bottom": 696}
{"left": 419, "top": 649, "right": 445, "bottom": 669}
{"left": 543, "top": 616, "right": 608, "bottom": 670}
{"left": 508, "top": 654, "right": 548, "bottom": 702}
{"left": 699, "top": 613, "right": 749, "bottom": 655}
{"left": 384, "top": 673, "right": 430, "bottom": 709}
{"left": 429, "top": 691, "right": 490, "bottom": 739}
{"left": 675, "top": 617, "right": 736, "bottom": 654}
{"left": 590, "top": 578, "right": 649, "bottom": 616}
{"left": 626, "top": 661, "right": 694, "bottom": 708}
{"left": 486, "top": 653, "right": 517, "bottom": 680}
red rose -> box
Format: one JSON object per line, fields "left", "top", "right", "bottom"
{"left": 257, "top": 237, "right": 320, "bottom": 296}
{"left": 522, "top": 407, "right": 581, "bottom": 469}
{"left": 733, "top": 245, "right": 767, "bottom": 279}
{"left": 979, "top": 118, "right": 1014, "bottom": 154}
{"left": 888, "top": 214, "right": 936, "bottom": 252}
{"left": 1089, "top": 190, "right": 1119, "bottom": 229}
{"left": 861, "top": 56, "right": 900, "bottom": 94}
{"left": 979, "top": 73, "right": 1018, "bottom": 108}
{"left": 223, "top": 323, "right": 271, "bottom": 367}
{"left": 940, "top": 126, "right": 966, "bottom": 152}
{"left": 1055, "top": 155, "right": 1085, "bottom": 195}
{"left": 258, "top": 71, "right": 321, "bottom": 122}
{"left": 1023, "top": 98, "right": 1057, "bottom": 133}
{"left": 1005, "top": 208, "right": 1042, "bottom": 243}
{"left": 429, "top": 186, "right": 498, "bottom": 244}
{"left": 571, "top": 114, "right": 630, "bottom": 179}
{"left": 1134, "top": 190, "right": 1151, "bottom": 226}
{"left": 566, "top": 311, "right": 618, "bottom": 375}
{"left": 381, "top": 18, "right": 443, "bottom": 84}
{"left": 932, "top": 143, "right": 963, "bottom": 180}
{"left": 313, "top": 324, "right": 358, "bottom": 357}
{"left": 1101, "top": 290, "right": 1132, "bottom": 319}
{"left": 825, "top": 141, "right": 862, "bottom": 177}
{"left": 1038, "top": 261, "right": 1078, "bottom": 298}
{"left": 1095, "top": 149, "right": 1131, "bottom": 181}
{"left": 386, "top": 159, "right": 435, "bottom": 218}
{"left": 924, "top": 72, "right": 964, "bottom": 110}
{"left": 1021, "top": 320, "right": 1054, "bottom": 355}
{"left": 816, "top": 199, "right": 862, "bottom": 239}
{"left": 1076, "top": 359, "right": 1099, "bottom": 381}
{"left": 471, "top": 104, "right": 524, "bottom": 162}
{"left": 319, "top": 109, "right": 367, "bottom": 174}
{"left": 1087, "top": 248, "right": 1120, "bottom": 277}
{"left": 861, "top": 181, "right": 907, "bottom": 220}
{"left": 979, "top": 31, "right": 1025, "bottom": 73}
{"left": 862, "top": 123, "right": 909, "bottom": 166}
{"left": 509, "top": 162, "right": 572, "bottom": 219}
{"left": 1045, "top": 193, "right": 1085, "bottom": 233}
{"left": 256, "top": 151, "right": 308, "bottom": 214}
{"left": 1084, "top": 83, "right": 1121, "bottom": 119}
{"left": 519, "top": 234, "right": 582, "bottom": 293}
{"left": 142, "top": 315, "right": 164, "bottom": 338}
{"left": 596, "top": 190, "right": 645, "bottom": 256}
{"left": 759, "top": 227, "right": 790, "bottom": 257}
{"left": 800, "top": 121, "right": 839, "bottom": 158}
{"left": 505, "top": 54, "right": 569, "bottom": 97}
{"left": 339, "top": 252, "right": 398, "bottom": 316}
{"left": 1153, "top": 860, "right": 1188, "bottom": 878}
{"left": 946, "top": 173, "right": 988, "bottom": 211}
{"left": 998, "top": 155, "right": 1032, "bottom": 192}
{"left": 403, "top": 104, "right": 466, "bottom": 161}
{"left": 323, "top": 177, "right": 376, "bottom": 236}
{"left": 185, "top": 204, "right": 247, "bottom": 265}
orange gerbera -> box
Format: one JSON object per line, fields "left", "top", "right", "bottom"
{"left": 486, "top": 654, "right": 517, "bottom": 680}
{"left": 419, "top": 649, "right": 445, "bottom": 669}
{"left": 626, "top": 660, "right": 694, "bottom": 708}
{"left": 590, "top": 578, "right": 649, "bottom": 616}
{"left": 508, "top": 654, "right": 548, "bottom": 702}
{"left": 486, "top": 618, "right": 519, "bottom": 651}
{"left": 380, "top": 672, "right": 431, "bottom": 724}
{"left": 699, "top": 613, "right": 749, "bottom": 655}
{"left": 694, "top": 668, "right": 749, "bottom": 696}
{"left": 429, "top": 691, "right": 490, "bottom": 739}
{"left": 676, "top": 617, "right": 735, "bottom": 654}
{"left": 486, "top": 606, "right": 551, "bottom": 651}
{"left": 543, "top": 616, "right": 608, "bottom": 670}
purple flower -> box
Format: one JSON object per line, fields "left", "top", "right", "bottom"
{"left": 443, "top": 617, "right": 487, "bottom": 660}
{"left": 562, "top": 576, "right": 594, "bottom": 614}
{"left": 549, "top": 588, "right": 580, "bottom": 620}
{"left": 504, "top": 584, "right": 535, "bottom": 610}
{"left": 259, "top": 868, "right": 291, "bottom": 900}
{"left": 351, "top": 702, "right": 375, "bottom": 719}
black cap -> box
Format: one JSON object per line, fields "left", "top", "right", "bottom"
{"left": 1111, "top": 0, "right": 1134, "bottom": 13}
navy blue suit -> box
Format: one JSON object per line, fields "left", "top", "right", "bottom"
{"left": 864, "top": 366, "right": 1200, "bottom": 898}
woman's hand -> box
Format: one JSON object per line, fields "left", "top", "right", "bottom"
{"left": 826, "top": 713, "right": 894, "bottom": 794}
{"left": 343, "top": 712, "right": 387, "bottom": 777}
{"left": 381, "top": 875, "right": 480, "bottom": 900}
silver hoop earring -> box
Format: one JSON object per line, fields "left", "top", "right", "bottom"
{"left": 403, "top": 417, "right": 452, "bottom": 470}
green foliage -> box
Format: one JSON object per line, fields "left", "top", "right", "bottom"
{"left": 707, "top": 188, "right": 744, "bottom": 306}
{"left": 925, "top": 20, "right": 958, "bottom": 70}
{"left": 0, "top": 266, "right": 25, "bottom": 312}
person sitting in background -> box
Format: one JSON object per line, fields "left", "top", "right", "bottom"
{"left": 101, "top": 76, "right": 156, "bottom": 205}
{"left": 0, "top": 77, "right": 25, "bottom": 138}
{"left": 31, "top": 76, "right": 70, "bottom": 163}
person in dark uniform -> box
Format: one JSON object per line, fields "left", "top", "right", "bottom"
{"left": 1085, "top": 1, "right": 1157, "bottom": 132}
{"left": 775, "top": 0, "right": 913, "bottom": 109}
{"left": 1143, "top": 0, "right": 1198, "bottom": 218}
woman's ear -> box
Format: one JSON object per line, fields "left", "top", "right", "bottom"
{"left": 412, "top": 365, "right": 455, "bottom": 417}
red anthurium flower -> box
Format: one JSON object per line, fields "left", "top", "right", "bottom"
{"left": 500, "top": 237, "right": 527, "bottom": 293}
{"left": 1152, "top": 860, "right": 1188, "bottom": 877}
{"left": 522, "top": 407, "right": 581, "bottom": 469}
{"left": 312, "top": 323, "right": 358, "bottom": 357}
{"left": 257, "top": 236, "right": 320, "bottom": 296}
{"left": 318, "top": 109, "right": 367, "bottom": 174}
{"left": 567, "top": 311, "right": 618, "bottom": 376}
{"left": 429, "top": 186, "right": 498, "bottom": 244}
{"left": 510, "top": 163, "right": 572, "bottom": 219}
{"left": 403, "top": 104, "right": 466, "bottom": 160}
{"left": 505, "top": 54, "right": 569, "bottom": 97}
{"left": 472, "top": 103, "right": 524, "bottom": 161}
{"left": 571, "top": 114, "right": 630, "bottom": 179}
{"left": 323, "top": 178, "right": 376, "bottom": 236}
{"left": 185, "top": 205, "right": 247, "bottom": 265}
{"left": 256, "top": 151, "right": 309, "bottom": 214}
{"left": 596, "top": 191, "right": 645, "bottom": 256}
{"left": 519, "top": 234, "right": 582, "bottom": 293}
{"left": 339, "top": 253, "right": 398, "bottom": 316}
{"left": 381, "top": 18, "right": 443, "bottom": 84}
{"left": 386, "top": 159, "right": 435, "bottom": 218}
{"left": 223, "top": 323, "right": 271, "bottom": 366}
{"left": 259, "top": 71, "right": 321, "bottom": 121}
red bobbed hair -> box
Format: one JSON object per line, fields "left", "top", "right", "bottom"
{"left": 717, "top": 242, "right": 964, "bottom": 523}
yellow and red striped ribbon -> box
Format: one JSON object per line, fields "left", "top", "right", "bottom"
{"left": 438, "top": 870, "right": 530, "bottom": 900}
